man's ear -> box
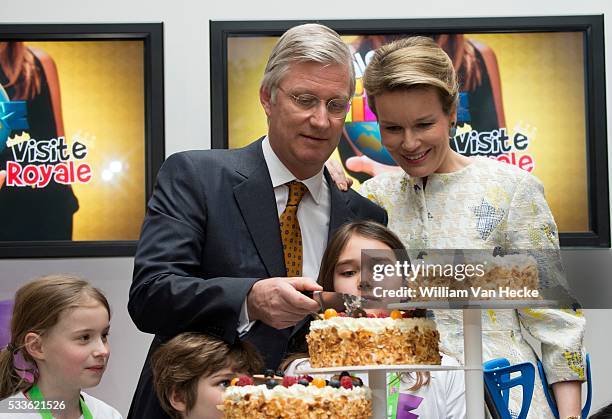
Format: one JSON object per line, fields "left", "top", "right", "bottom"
{"left": 169, "top": 389, "right": 187, "bottom": 414}
{"left": 24, "top": 332, "right": 44, "bottom": 361}
{"left": 260, "top": 85, "right": 273, "bottom": 117}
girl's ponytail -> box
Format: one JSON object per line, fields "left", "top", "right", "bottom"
{"left": 0, "top": 344, "right": 32, "bottom": 399}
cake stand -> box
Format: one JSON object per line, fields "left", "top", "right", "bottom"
{"left": 304, "top": 300, "right": 556, "bottom": 418}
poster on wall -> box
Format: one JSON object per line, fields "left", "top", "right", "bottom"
{"left": 210, "top": 16, "right": 609, "bottom": 247}
{"left": 0, "top": 23, "right": 164, "bottom": 257}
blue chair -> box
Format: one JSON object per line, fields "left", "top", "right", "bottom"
{"left": 483, "top": 358, "right": 535, "bottom": 419}
{"left": 537, "top": 353, "right": 592, "bottom": 419}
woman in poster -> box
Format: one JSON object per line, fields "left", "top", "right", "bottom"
{"left": 0, "top": 41, "right": 78, "bottom": 241}
{"left": 340, "top": 33, "right": 506, "bottom": 182}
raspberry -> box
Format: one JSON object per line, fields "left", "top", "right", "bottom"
{"left": 402, "top": 311, "right": 413, "bottom": 318}
{"left": 377, "top": 312, "right": 389, "bottom": 318}
{"left": 340, "top": 376, "right": 353, "bottom": 389}
{"left": 367, "top": 313, "right": 376, "bottom": 318}
{"left": 282, "top": 376, "right": 298, "bottom": 387}
{"left": 236, "top": 375, "right": 254, "bottom": 386}
{"left": 338, "top": 312, "right": 348, "bottom": 317}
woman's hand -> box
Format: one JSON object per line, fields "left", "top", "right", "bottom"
{"left": 325, "top": 159, "right": 353, "bottom": 191}
{"left": 0, "top": 170, "right": 5, "bottom": 189}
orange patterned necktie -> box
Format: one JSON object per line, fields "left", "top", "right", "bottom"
{"left": 280, "top": 181, "right": 309, "bottom": 277}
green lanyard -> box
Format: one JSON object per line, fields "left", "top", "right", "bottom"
{"left": 27, "top": 384, "right": 93, "bottom": 419}
{"left": 387, "top": 372, "right": 400, "bottom": 419}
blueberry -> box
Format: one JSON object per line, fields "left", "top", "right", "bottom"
{"left": 275, "top": 370, "right": 284, "bottom": 377}
{"left": 340, "top": 371, "right": 350, "bottom": 378}
{"left": 298, "top": 379, "right": 310, "bottom": 386}
{"left": 353, "top": 308, "right": 367, "bottom": 318}
{"left": 329, "top": 378, "right": 341, "bottom": 388}
{"left": 266, "top": 379, "right": 278, "bottom": 389}
{"left": 264, "top": 369, "right": 275, "bottom": 378}
{"left": 351, "top": 376, "right": 363, "bottom": 387}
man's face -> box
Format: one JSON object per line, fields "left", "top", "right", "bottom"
{"left": 260, "top": 61, "right": 351, "bottom": 179}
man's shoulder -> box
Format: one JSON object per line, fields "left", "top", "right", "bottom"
{"left": 344, "top": 187, "right": 387, "bottom": 222}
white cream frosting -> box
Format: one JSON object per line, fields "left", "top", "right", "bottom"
{"left": 223, "top": 383, "right": 371, "bottom": 402}
{"left": 309, "top": 316, "right": 437, "bottom": 333}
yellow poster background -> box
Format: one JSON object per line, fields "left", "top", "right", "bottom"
{"left": 27, "top": 41, "right": 145, "bottom": 241}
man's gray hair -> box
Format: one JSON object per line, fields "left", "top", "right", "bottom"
{"left": 261, "top": 23, "right": 355, "bottom": 101}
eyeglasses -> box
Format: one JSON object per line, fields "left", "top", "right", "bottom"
{"left": 277, "top": 87, "right": 351, "bottom": 120}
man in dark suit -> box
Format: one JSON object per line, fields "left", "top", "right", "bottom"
{"left": 127, "top": 23, "right": 386, "bottom": 418}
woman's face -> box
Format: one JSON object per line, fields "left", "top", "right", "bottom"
{"left": 375, "top": 86, "right": 456, "bottom": 177}
{"left": 332, "top": 233, "right": 403, "bottom": 313}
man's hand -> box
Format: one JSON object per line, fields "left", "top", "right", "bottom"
{"left": 247, "top": 277, "right": 322, "bottom": 329}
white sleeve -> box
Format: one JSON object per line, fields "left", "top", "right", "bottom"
{"left": 441, "top": 354, "right": 466, "bottom": 419}
{"left": 237, "top": 298, "right": 256, "bottom": 336}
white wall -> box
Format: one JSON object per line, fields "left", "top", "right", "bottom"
{"left": 1, "top": 0, "right": 612, "bottom": 416}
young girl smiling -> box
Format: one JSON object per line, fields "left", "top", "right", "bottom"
{"left": 0, "top": 274, "right": 122, "bottom": 418}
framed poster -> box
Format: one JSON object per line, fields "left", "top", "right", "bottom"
{"left": 0, "top": 23, "right": 164, "bottom": 257}
{"left": 210, "top": 16, "right": 608, "bottom": 247}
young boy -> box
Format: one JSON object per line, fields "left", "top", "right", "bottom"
{"left": 151, "top": 333, "right": 262, "bottom": 419}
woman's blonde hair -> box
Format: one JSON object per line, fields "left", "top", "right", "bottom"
{"left": 0, "top": 274, "right": 110, "bottom": 399}
{"left": 363, "top": 36, "right": 459, "bottom": 117}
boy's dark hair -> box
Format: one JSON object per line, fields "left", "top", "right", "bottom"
{"left": 151, "top": 332, "right": 262, "bottom": 419}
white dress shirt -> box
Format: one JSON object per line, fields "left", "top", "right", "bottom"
{"left": 237, "top": 137, "right": 331, "bottom": 335}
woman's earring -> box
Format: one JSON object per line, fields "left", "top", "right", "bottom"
{"left": 449, "top": 123, "right": 457, "bottom": 139}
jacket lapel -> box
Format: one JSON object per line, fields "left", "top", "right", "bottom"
{"left": 233, "top": 141, "right": 287, "bottom": 278}
{"left": 326, "top": 168, "right": 356, "bottom": 237}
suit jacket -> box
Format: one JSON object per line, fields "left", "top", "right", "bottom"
{"left": 127, "top": 138, "right": 387, "bottom": 419}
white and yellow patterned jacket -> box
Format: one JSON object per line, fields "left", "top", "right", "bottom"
{"left": 360, "top": 156, "right": 586, "bottom": 419}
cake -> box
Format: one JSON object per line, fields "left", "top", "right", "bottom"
{"left": 307, "top": 309, "right": 441, "bottom": 367}
{"left": 222, "top": 373, "right": 372, "bottom": 418}
{"left": 406, "top": 252, "right": 541, "bottom": 301}
{"left": 466, "top": 253, "right": 540, "bottom": 298}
